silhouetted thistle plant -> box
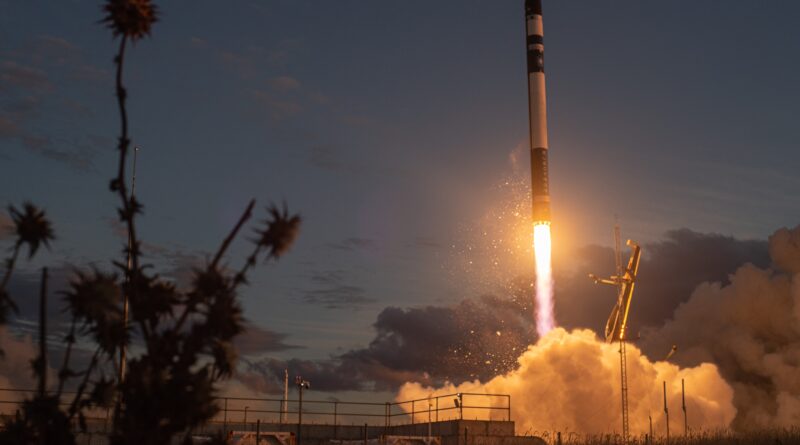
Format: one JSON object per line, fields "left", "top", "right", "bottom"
{"left": 0, "top": 0, "right": 300, "bottom": 443}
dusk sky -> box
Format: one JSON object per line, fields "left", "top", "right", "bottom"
{"left": 2, "top": 1, "right": 800, "bottom": 399}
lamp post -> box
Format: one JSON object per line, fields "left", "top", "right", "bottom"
{"left": 296, "top": 376, "right": 311, "bottom": 445}
{"left": 427, "top": 394, "right": 433, "bottom": 443}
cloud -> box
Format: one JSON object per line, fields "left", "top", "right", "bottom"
{"left": 0, "top": 35, "right": 110, "bottom": 170}
{"left": 237, "top": 293, "right": 534, "bottom": 393}
{"left": 398, "top": 328, "right": 735, "bottom": 435}
{"left": 325, "top": 237, "right": 374, "bottom": 251}
{"left": 301, "top": 270, "right": 377, "bottom": 310}
{"left": 268, "top": 76, "right": 301, "bottom": 92}
{"left": 236, "top": 227, "right": 774, "bottom": 404}
{"left": 234, "top": 323, "right": 301, "bottom": 357}
{"left": 640, "top": 224, "right": 800, "bottom": 429}
{"left": 0, "top": 61, "right": 52, "bottom": 92}
{"left": 554, "top": 229, "right": 770, "bottom": 336}
{"left": 250, "top": 89, "right": 303, "bottom": 119}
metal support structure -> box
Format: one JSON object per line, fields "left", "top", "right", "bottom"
{"left": 590, "top": 225, "right": 641, "bottom": 445}
{"left": 682, "top": 379, "right": 687, "bottom": 435}
{"left": 619, "top": 339, "right": 629, "bottom": 442}
{"left": 223, "top": 398, "right": 228, "bottom": 435}
{"left": 663, "top": 381, "right": 670, "bottom": 444}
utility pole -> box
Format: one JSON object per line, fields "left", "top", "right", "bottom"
{"left": 119, "top": 146, "right": 139, "bottom": 383}
{"left": 282, "top": 369, "right": 289, "bottom": 423}
{"left": 682, "top": 379, "right": 688, "bottom": 435}
{"left": 296, "top": 376, "right": 310, "bottom": 445}
{"left": 663, "top": 381, "right": 670, "bottom": 444}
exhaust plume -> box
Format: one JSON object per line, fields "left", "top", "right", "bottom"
{"left": 641, "top": 224, "right": 800, "bottom": 429}
{"left": 397, "top": 328, "right": 735, "bottom": 434}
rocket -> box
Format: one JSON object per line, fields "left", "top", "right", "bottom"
{"left": 525, "top": 0, "right": 551, "bottom": 224}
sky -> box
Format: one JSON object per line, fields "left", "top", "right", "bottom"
{"left": 1, "top": 0, "right": 800, "bottom": 405}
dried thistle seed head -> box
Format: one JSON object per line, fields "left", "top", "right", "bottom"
{"left": 256, "top": 205, "right": 301, "bottom": 260}
{"left": 8, "top": 202, "right": 54, "bottom": 258}
{"left": 102, "top": 0, "right": 158, "bottom": 41}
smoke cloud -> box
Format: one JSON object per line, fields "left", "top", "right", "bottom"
{"left": 641, "top": 224, "right": 800, "bottom": 430}
{"left": 397, "top": 328, "right": 735, "bottom": 435}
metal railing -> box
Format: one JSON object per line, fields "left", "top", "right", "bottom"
{"left": 211, "top": 392, "right": 511, "bottom": 429}
{"left": 0, "top": 388, "right": 511, "bottom": 431}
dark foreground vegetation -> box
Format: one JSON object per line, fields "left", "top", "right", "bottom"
{"left": 545, "top": 429, "right": 800, "bottom": 445}
{"left": 0, "top": 1, "right": 300, "bottom": 444}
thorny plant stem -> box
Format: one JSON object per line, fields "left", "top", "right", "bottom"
{"left": 113, "top": 35, "right": 148, "bottom": 350}
{"left": 211, "top": 200, "right": 255, "bottom": 269}
{"left": 0, "top": 245, "right": 21, "bottom": 290}
{"left": 234, "top": 240, "right": 263, "bottom": 287}
{"left": 37, "top": 267, "right": 47, "bottom": 398}
{"left": 68, "top": 346, "right": 102, "bottom": 420}
{"left": 174, "top": 200, "right": 255, "bottom": 333}
{"left": 56, "top": 315, "right": 78, "bottom": 397}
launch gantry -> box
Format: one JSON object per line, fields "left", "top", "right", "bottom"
{"left": 589, "top": 226, "right": 642, "bottom": 443}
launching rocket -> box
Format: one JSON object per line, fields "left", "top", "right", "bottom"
{"left": 525, "top": 0, "right": 551, "bottom": 224}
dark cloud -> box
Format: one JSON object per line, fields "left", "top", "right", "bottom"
{"left": 307, "top": 145, "right": 344, "bottom": 172}
{"left": 639, "top": 224, "right": 800, "bottom": 429}
{"left": 236, "top": 228, "right": 770, "bottom": 394}
{"left": 236, "top": 293, "right": 535, "bottom": 393}
{"left": 0, "top": 36, "right": 106, "bottom": 170}
{"left": 302, "top": 270, "right": 377, "bottom": 310}
{"left": 0, "top": 61, "right": 52, "bottom": 92}
{"left": 554, "top": 229, "right": 770, "bottom": 337}
{"left": 325, "top": 237, "right": 374, "bottom": 251}
{"left": 234, "top": 323, "right": 300, "bottom": 357}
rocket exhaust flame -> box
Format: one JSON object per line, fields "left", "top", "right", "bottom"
{"left": 533, "top": 223, "right": 554, "bottom": 336}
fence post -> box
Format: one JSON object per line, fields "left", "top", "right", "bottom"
{"left": 223, "top": 398, "right": 228, "bottom": 435}
{"left": 412, "top": 400, "right": 415, "bottom": 425}
{"left": 257, "top": 419, "right": 261, "bottom": 442}
{"left": 334, "top": 401, "right": 338, "bottom": 439}
{"left": 364, "top": 423, "right": 368, "bottom": 445}
{"left": 435, "top": 397, "right": 439, "bottom": 422}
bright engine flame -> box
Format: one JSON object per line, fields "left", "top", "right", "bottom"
{"left": 533, "top": 223, "right": 554, "bottom": 336}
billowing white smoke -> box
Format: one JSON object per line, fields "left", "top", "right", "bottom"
{"left": 397, "top": 328, "right": 735, "bottom": 434}
{"left": 642, "top": 224, "right": 800, "bottom": 429}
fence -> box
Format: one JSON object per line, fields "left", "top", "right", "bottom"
{"left": 212, "top": 392, "right": 511, "bottom": 428}
{"left": 0, "top": 388, "right": 511, "bottom": 431}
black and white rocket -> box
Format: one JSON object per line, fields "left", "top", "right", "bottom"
{"left": 525, "top": 0, "right": 551, "bottom": 225}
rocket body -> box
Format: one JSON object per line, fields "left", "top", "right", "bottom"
{"left": 526, "top": 0, "right": 551, "bottom": 224}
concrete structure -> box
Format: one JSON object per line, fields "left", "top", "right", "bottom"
{"left": 192, "top": 419, "right": 545, "bottom": 445}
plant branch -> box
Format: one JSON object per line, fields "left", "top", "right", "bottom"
{"left": 211, "top": 199, "right": 255, "bottom": 269}
{"left": 0, "top": 244, "right": 21, "bottom": 291}
{"left": 174, "top": 200, "right": 255, "bottom": 333}
{"left": 37, "top": 267, "right": 47, "bottom": 398}
{"left": 56, "top": 315, "right": 78, "bottom": 397}
{"left": 68, "top": 346, "right": 102, "bottom": 420}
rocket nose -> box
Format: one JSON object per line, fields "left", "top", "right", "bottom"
{"left": 525, "top": 0, "right": 542, "bottom": 16}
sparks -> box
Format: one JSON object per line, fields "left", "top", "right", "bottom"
{"left": 533, "top": 222, "right": 554, "bottom": 336}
